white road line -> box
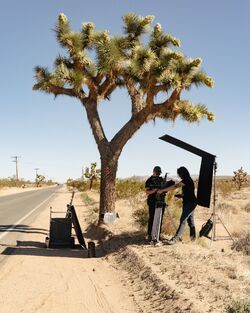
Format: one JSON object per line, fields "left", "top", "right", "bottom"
{"left": 0, "top": 191, "right": 56, "bottom": 240}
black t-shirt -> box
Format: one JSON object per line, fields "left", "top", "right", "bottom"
{"left": 181, "top": 177, "right": 197, "bottom": 204}
{"left": 145, "top": 175, "right": 165, "bottom": 204}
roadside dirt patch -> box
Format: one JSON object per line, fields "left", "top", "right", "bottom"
{"left": 81, "top": 188, "right": 250, "bottom": 313}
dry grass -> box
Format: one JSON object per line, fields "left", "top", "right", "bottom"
{"left": 225, "top": 299, "right": 250, "bottom": 313}
{"left": 217, "top": 180, "right": 234, "bottom": 198}
{"left": 0, "top": 178, "right": 32, "bottom": 188}
{"left": 243, "top": 202, "right": 250, "bottom": 213}
{"left": 231, "top": 232, "right": 250, "bottom": 255}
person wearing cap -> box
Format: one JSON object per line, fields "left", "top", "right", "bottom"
{"left": 145, "top": 166, "right": 166, "bottom": 242}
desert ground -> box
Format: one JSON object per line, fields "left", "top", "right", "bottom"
{"left": 0, "top": 184, "right": 249, "bottom": 312}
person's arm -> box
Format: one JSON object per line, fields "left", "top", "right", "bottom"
{"left": 146, "top": 188, "right": 158, "bottom": 196}
{"left": 157, "top": 181, "right": 184, "bottom": 194}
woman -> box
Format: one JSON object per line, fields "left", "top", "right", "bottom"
{"left": 157, "top": 166, "right": 197, "bottom": 245}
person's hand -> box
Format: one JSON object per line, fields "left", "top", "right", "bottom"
{"left": 157, "top": 190, "right": 162, "bottom": 195}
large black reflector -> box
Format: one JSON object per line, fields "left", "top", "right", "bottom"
{"left": 159, "top": 134, "right": 216, "bottom": 208}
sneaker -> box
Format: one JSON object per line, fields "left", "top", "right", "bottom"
{"left": 165, "top": 238, "right": 177, "bottom": 245}
{"left": 146, "top": 235, "right": 152, "bottom": 241}
{"left": 154, "top": 241, "right": 163, "bottom": 247}
{"left": 149, "top": 240, "right": 163, "bottom": 247}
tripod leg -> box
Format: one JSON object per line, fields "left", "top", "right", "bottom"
{"left": 209, "top": 213, "right": 216, "bottom": 245}
{"left": 216, "top": 214, "right": 234, "bottom": 242}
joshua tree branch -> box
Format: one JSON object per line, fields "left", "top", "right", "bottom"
{"left": 126, "top": 79, "right": 144, "bottom": 115}
{"left": 99, "top": 74, "right": 116, "bottom": 99}
{"left": 154, "top": 87, "right": 182, "bottom": 110}
{"left": 33, "top": 83, "right": 78, "bottom": 98}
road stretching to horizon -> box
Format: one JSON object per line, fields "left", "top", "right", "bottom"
{"left": 0, "top": 186, "right": 61, "bottom": 251}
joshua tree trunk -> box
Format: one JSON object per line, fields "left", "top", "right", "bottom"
{"left": 99, "top": 155, "right": 118, "bottom": 223}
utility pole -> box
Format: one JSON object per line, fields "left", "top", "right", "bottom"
{"left": 11, "top": 156, "right": 21, "bottom": 181}
{"left": 34, "top": 168, "right": 40, "bottom": 177}
{"left": 34, "top": 168, "right": 40, "bottom": 187}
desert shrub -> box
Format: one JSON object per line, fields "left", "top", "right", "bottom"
{"left": 115, "top": 179, "right": 145, "bottom": 200}
{"left": 231, "top": 232, "right": 250, "bottom": 255}
{"left": 217, "top": 180, "right": 234, "bottom": 197}
{"left": 67, "top": 178, "right": 91, "bottom": 192}
{"left": 243, "top": 202, "right": 250, "bottom": 213}
{"left": 81, "top": 193, "right": 96, "bottom": 206}
{"left": 225, "top": 300, "right": 250, "bottom": 313}
{"left": 0, "top": 177, "right": 32, "bottom": 188}
{"left": 126, "top": 182, "right": 187, "bottom": 237}
{"left": 45, "top": 179, "right": 57, "bottom": 186}
{"left": 160, "top": 190, "right": 183, "bottom": 235}
{"left": 161, "top": 192, "right": 182, "bottom": 235}
{"left": 132, "top": 203, "right": 149, "bottom": 230}
{"left": 217, "top": 202, "right": 236, "bottom": 214}
{"left": 131, "top": 189, "right": 184, "bottom": 235}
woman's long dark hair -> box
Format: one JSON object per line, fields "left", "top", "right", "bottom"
{"left": 177, "top": 166, "right": 191, "bottom": 180}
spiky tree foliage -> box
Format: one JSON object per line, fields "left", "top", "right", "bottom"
{"left": 232, "top": 167, "right": 248, "bottom": 190}
{"left": 33, "top": 13, "right": 214, "bottom": 223}
{"left": 36, "top": 174, "right": 45, "bottom": 187}
{"left": 84, "top": 162, "right": 101, "bottom": 190}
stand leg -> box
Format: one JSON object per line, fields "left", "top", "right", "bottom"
{"left": 210, "top": 213, "right": 234, "bottom": 242}
{"left": 216, "top": 214, "right": 234, "bottom": 242}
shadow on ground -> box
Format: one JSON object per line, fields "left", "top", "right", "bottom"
{"left": 84, "top": 222, "right": 148, "bottom": 257}
{"left": 0, "top": 224, "right": 48, "bottom": 235}
{"left": 1, "top": 238, "right": 88, "bottom": 258}
{"left": 0, "top": 223, "right": 148, "bottom": 259}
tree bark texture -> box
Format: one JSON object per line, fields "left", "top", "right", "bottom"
{"left": 99, "top": 155, "right": 118, "bottom": 223}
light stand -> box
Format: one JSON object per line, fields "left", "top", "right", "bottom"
{"left": 210, "top": 161, "right": 234, "bottom": 242}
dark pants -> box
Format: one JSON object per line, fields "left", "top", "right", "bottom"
{"left": 147, "top": 201, "right": 166, "bottom": 237}
{"left": 174, "top": 202, "right": 197, "bottom": 240}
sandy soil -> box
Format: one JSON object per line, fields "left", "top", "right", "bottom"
{"left": 0, "top": 186, "right": 140, "bottom": 313}
{"left": 82, "top": 187, "right": 250, "bottom": 313}
{"left": 0, "top": 185, "right": 249, "bottom": 312}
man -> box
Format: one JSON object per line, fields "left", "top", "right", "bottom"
{"left": 145, "top": 166, "right": 166, "bottom": 243}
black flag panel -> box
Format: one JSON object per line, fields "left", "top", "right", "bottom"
{"left": 159, "top": 134, "right": 215, "bottom": 208}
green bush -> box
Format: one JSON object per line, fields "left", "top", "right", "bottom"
{"left": 132, "top": 203, "right": 149, "bottom": 230}
{"left": 130, "top": 187, "right": 183, "bottom": 236}
{"left": 115, "top": 179, "right": 145, "bottom": 200}
{"left": 225, "top": 300, "right": 250, "bottom": 313}
{"left": 66, "top": 178, "right": 90, "bottom": 192}
{"left": 0, "top": 177, "right": 32, "bottom": 188}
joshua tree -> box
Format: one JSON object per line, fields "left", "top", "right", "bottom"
{"left": 33, "top": 13, "right": 214, "bottom": 222}
{"left": 36, "top": 174, "right": 45, "bottom": 187}
{"left": 84, "top": 162, "right": 101, "bottom": 190}
{"left": 232, "top": 167, "right": 248, "bottom": 190}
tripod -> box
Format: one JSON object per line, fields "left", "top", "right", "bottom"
{"left": 210, "top": 161, "right": 234, "bottom": 242}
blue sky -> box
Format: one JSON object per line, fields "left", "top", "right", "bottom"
{"left": 0, "top": 1, "right": 249, "bottom": 182}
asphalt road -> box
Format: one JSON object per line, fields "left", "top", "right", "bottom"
{"left": 0, "top": 186, "right": 61, "bottom": 249}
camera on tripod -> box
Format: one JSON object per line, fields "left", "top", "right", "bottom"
{"left": 155, "top": 178, "right": 175, "bottom": 204}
